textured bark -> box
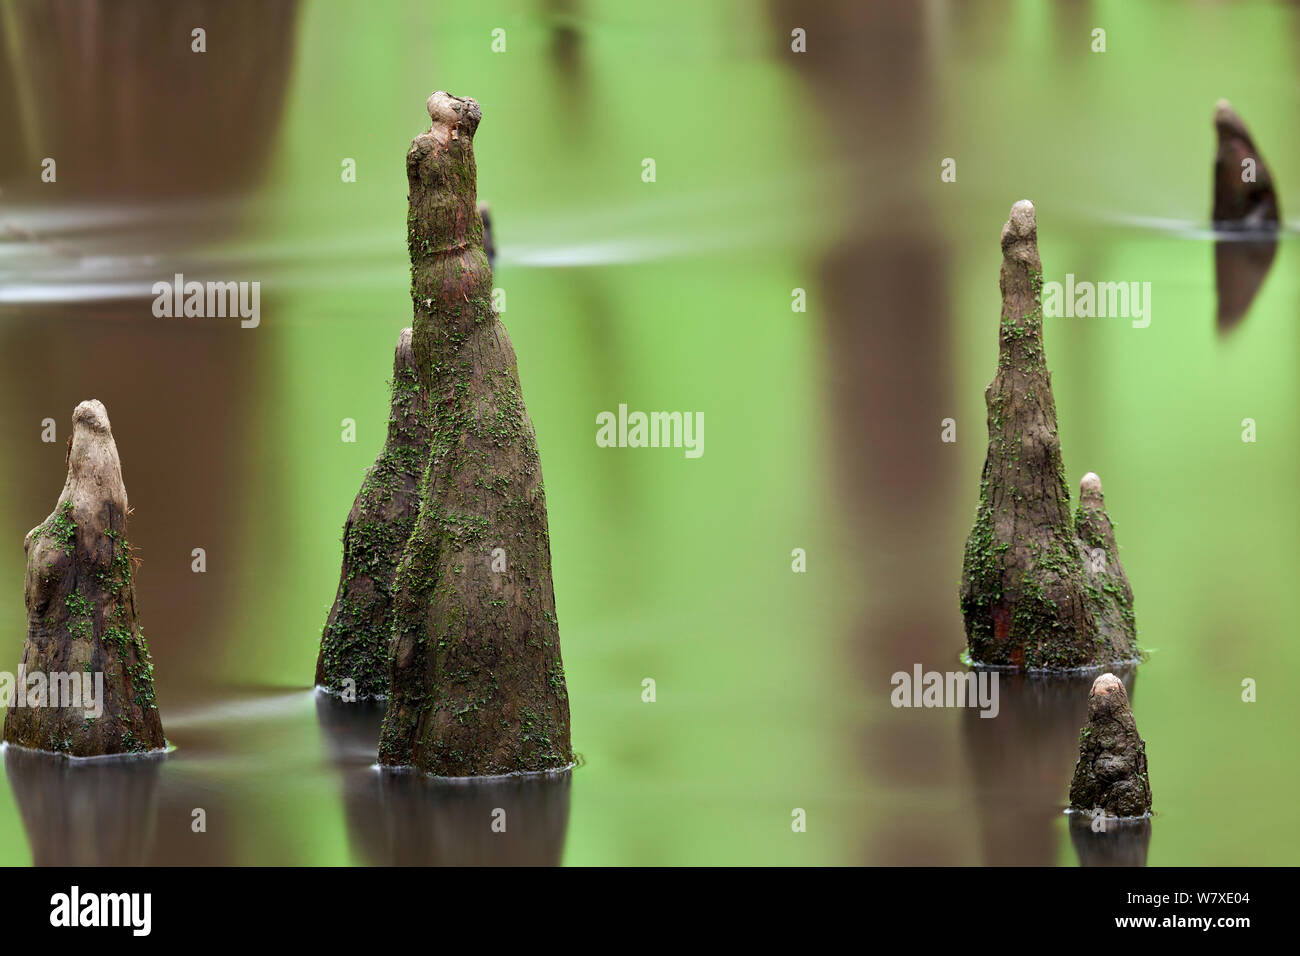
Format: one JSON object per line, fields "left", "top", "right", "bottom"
{"left": 3, "top": 400, "right": 165, "bottom": 756}
{"left": 960, "top": 201, "right": 1138, "bottom": 670}
{"left": 1068, "top": 673, "right": 1152, "bottom": 818}
{"left": 378, "top": 92, "right": 572, "bottom": 776}
{"left": 1212, "top": 100, "right": 1280, "bottom": 228}
{"left": 317, "top": 328, "right": 432, "bottom": 698}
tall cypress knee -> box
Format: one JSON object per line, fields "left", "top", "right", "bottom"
{"left": 317, "top": 328, "right": 432, "bottom": 699}
{"left": 378, "top": 92, "right": 572, "bottom": 775}
{"left": 4, "top": 400, "right": 165, "bottom": 756}
{"left": 960, "top": 201, "right": 1138, "bottom": 670}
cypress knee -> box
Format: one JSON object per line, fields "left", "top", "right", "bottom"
{"left": 317, "top": 328, "right": 432, "bottom": 699}
{"left": 3, "top": 400, "right": 165, "bottom": 756}
{"left": 1212, "top": 99, "right": 1279, "bottom": 229}
{"left": 378, "top": 92, "right": 572, "bottom": 775}
{"left": 1068, "top": 673, "right": 1152, "bottom": 818}
{"left": 960, "top": 201, "right": 1138, "bottom": 670}
{"left": 1211, "top": 101, "right": 1278, "bottom": 329}
{"left": 478, "top": 202, "right": 497, "bottom": 269}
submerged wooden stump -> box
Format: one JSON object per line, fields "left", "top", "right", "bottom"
{"left": 317, "top": 328, "right": 431, "bottom": 699}
{"left": 1068, "top": 673, "right": 1152, "bottom": 818}
{"left": 960, "top": 201, "right": 1138, "bottom": 670}
{"left": 3, "top": 400, "right": 165, "bottom": 756}
{"left": 378, "top": 92, "right": 572, "bottom": 776}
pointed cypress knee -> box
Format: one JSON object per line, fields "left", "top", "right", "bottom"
{"left": 960, "top": 201, "right": 1138, "bottom": 670}
{"left": 478, "top": 202, "right": 497, "bottom": 269}
{"left": 1069, "top": 673, "right": 1152, "bottom": 818}
{"left": 3, "top": 400, "right": 165, "bottom": 756}
{"left": 1212, "top": 99, "right": 1280, "bottom": 229}
{"left": 1075, "top": 472, "right": 1136, "bottom": 642}
{"left": 378, "top": 92, "right": 572, "bottom": 775}
{"left": 317, "top": 328, "right": 432, "bottom": 699}
{"left": 1212, "top": 101, "right": 1278, "bottom": 329}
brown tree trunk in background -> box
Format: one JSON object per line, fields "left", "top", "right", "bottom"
{"left": 960, "top": 201, "right": 1137, "bottom": 670}
{"left": 0, "top": 1, "right": 299, "bottom": 699}
{"left": 0, "top": 0, "right": 298, "bottom": 196}
{"left": 4, "top": 400, "right": 165, "bottom": 755}
{"left": 773, "top": 0, "right": 968, "bottom": 864}
{"left": 317, "top": 328, "right": 432, "bottom": 699}
{"left": 378, "top": 93, "right": 572, "bottom": 776}
{"left": 1212, "top": 100, "right": 1280, "bottom": 228}
{"left": 1068, "top": 672, "right": 1152, "bottom": 818}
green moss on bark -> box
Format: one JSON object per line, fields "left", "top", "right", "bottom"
{"left": 1068, "top": 673, "right": 1152, "bottom": 817}
{"left": 317, "top": 330, "right": 432, "bottom": 699}
{"left": 4, "top": 400, "right": 165, "bottom": 756}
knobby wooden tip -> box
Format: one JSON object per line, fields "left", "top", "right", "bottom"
{"left": 1000, "top": 199, "right": 1038, "bottom": 258}
{"left": 72, "top": 399, "right": 111, "bottom": 434}
{"left": 425, "top": 90, "right": 481, "bottom": 141}
{"left": 1080, "top": 471, "right": 1103, "bottom": 499}
{"left": 1214, "top": 99, "right": 1250, "bottom": 143}
{"left": 1091, "top": 672, "right": 1123, "bottom": 698}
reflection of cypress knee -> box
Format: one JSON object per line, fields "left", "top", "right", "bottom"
{"left": 378, "top": 93, "right": 572, "bottom": 776}
{"left": 317, "top": 329, "right": 432, "bottom": 699}
{"left": 1069, "top": 813, "right": 1151, "bottom": 867}
{"left": 960, "top": 202, "right": 1138, "bottom": 670}
{"left": 4, "top": 745, "right": 162, "bottom": 864}
{"left": 1212, "top": 100, "right": 1280, "bottom": 228}
{"left": 3, "top": 401, "right": 165, "bottom": 756}
{"left": 1214, "top": 237, "right": 1277, "bottom": 332}
{"left": 1068, "top": 673, "right": 1152, "bottom": 818}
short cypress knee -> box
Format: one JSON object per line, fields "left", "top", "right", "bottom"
{"left": 1069, "top": 673, "right": 1152, "bottom": 818}
{"left": 3, "top": 400, "right": 165, "bottom": 756}
{"left": 378, "top": 92, "right": 572, "bottom": 775}
{"left": 1211, "top": 100, "right": 1279, "bottom": 329}
{"left": 1212, "top": 99, "right": 1279, "bottom": 229}
{"left": 317, "top": 328, "right": 431, "bottom": 699}
{"left": 960, "top": 201, "right": 1138, "bottom": 670}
